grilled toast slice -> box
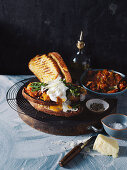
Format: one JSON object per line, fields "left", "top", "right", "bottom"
{"left": 29, "top": 101, "right": 83, "bottom": 117}
{"left": 48, "top": 52, "right": 72, "bottom": 83}
{"left": 28, "top": 54, "right": 61, "bottom": 83}
{"left": 28, "top": 52, "right": 72, "bottom": 83}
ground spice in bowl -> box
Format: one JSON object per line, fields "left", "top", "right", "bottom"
{"left": 86, "top": 98, "right": 109, "bottom": 113}
{"left": 90, "top": 103, "right": 105, "bottom": 112}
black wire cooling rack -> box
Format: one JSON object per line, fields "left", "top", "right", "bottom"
{"left": 6, "top": 77, "right": 36, "bottom": 114}
{"left": 6, "top": 77, "right": 69, "bottom": 121}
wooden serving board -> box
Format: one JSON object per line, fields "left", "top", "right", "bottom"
{"left": 16, "top": 79, "right": 117, "bottom": 136}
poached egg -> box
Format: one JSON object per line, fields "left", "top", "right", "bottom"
{"left": 41, "top": 76, "right": 80, "bottom": 112}
{"left": 42, "top": 76, "right": 68, "bottom": 102}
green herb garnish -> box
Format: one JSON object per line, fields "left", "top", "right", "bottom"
{"left": 63, "top": 80, "right": 81, "bottom": 97}
{"left": 30, "top": 82, "right": 47, "bottom": 92}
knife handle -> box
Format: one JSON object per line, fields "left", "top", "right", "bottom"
{"left": 59, "top": 143, "right": 83, "bottom": 167}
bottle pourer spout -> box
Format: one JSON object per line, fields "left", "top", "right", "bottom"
{"left": 80, "top": 31, "right": 83, "bottom": 41}
{"left": 77, "top": 31, "right": 85, "bottom": 49}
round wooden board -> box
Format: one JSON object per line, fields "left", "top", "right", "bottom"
{"left": 16, "top": 78, "right": 117, "bottom": 136}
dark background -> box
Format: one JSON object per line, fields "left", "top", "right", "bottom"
{"left": 0, "top": 0, "right": 127, "bottom": 75}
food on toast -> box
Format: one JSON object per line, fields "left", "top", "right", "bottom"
{"left": 22, "top": 52, "right": 86, "bottom": 117}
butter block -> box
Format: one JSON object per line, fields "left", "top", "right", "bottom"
{"left": 93, "top": 134, "right": 119, "bottom": 158}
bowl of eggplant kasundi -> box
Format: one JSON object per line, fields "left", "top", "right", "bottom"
{"left": 81, "top": 69, "right": 127, "bottom": 97}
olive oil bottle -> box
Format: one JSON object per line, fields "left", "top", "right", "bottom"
{"left": 70, "top": 31, "right": 90, "bottom": 84}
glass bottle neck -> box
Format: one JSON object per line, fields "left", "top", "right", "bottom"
{"left": 77, "top": 48, "right": 84, "bottom": 55}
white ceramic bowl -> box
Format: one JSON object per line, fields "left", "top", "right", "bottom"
{"left": 86, "top": 98, "right": 109, "bottom": 113}
{"left": 101, "top": 114, "right": 127, "bottom": 139}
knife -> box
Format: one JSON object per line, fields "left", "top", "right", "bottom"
{"left": 59, "top": 136, "right": 96, "bottom": 167}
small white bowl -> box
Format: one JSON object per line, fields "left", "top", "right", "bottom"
{"left": 86, "top": 98, "right": 109, "bottom": 113}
